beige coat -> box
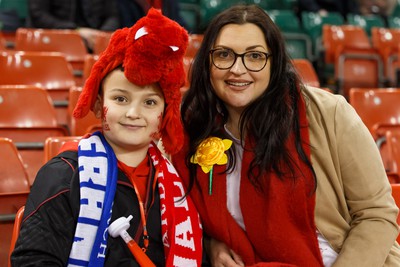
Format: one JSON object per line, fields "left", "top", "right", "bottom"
{"left": 304, "top": 86, "right": 400, "bottom": 266}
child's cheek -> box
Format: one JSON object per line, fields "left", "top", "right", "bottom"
{"left": 102, "top": 106, "right": 110, "bottom": 131}
{"left": 150, "top": 111, "right": 163, "bottom": 139}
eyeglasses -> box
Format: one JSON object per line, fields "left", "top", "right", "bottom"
{"left": 209, "top": 48, "right": 272, "bottom": 72}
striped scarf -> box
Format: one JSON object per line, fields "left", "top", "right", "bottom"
{"left": 68, "top": 132, "right": 203, "bottom": 266}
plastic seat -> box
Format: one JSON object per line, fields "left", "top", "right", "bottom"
{"left": 92, "top": 31, "right": 113, "bottom": 55}
{"left": 0, "top": 86, "right": 68, "bottom": 184}
{"left": 8, "top": 206, "right": 24, "bottom": 267}
{"left": 322, "top": 25, "right": 384, "bottom": 97}
{"left": 67, "top": 86, "right": 101, "bottom": 136}
{"left": 349, "top": 88, "right": 400, "bottom": 139}
{"left": 0, "top": 51, "right": 76, "bottom": 125}
{"left": 185, "top": 34, "right": 203, "bottom": 58}
{"left": 82, "top": 54, "right": 99, "bottom": 84}
{"left": 292, "top": 59, "right": 320, "bottom": 87}
{"left": 0, "top": 137, "right": 29, "bottom": 267}
{"left": 44, "top": 136, "right": 81, "bottom": 162}
{"left": 14, "top": 28, "right": 88, "bottom": 85}
{"left": 371, "top": 27, "right": 400, "bottom": 86}
{"left": 268, "top": 10, "right": 313, "bottom": 60}
{"left": 347, "top": 14, "right": 385, "bottom": 36}
{"left": 384, "top": 130, "right": 400, "bottom": 177}
{"left": 178, "top": 3, "right": 201, "bottom": 33}
{"left": 301, "top": 11, "right": 344, "bottom": 57}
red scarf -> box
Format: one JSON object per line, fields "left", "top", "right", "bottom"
{"left": 173, "top": 94, "right": 323, "bottom": 267}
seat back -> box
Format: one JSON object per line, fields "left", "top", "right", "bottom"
{"left": 371, "top": 27, "right": 400, "bottom": 85}
{"left": 67, "top": 86, "right": 101, "bottom": 136}
{"left": 0, "top": 137, "right": 29, "bottom": 267}
{"left": 0, "top": 51, "right": 76, "bottom": 125}
{"left": 322, "top": 25, "right": 372, "bottom": 64}
{"left": 92, "top": 31, "right": 113, "bottom": 55}
{"left": 292, "top": 59, "right": 320, "bottom": 87}
{"left": 0, "top": 86, "right": 68, "bottom": 183}
{"left": 347, "top": 14, "right": 385, "bottom": 36}
{"left": 185, "top": 34, "right": 203, "bottom": 58}
{"left": 44, "top": 136, "right": 81, "bottom": 162}
{"left": 8, "top": 206, "right": 25, "bottom": 267}
{"left": 349, "top": 88, "right": 400, "bottom": 138}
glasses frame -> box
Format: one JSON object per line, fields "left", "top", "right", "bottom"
{"left": 209, "top": 48, "right": 272, "bottom": 72}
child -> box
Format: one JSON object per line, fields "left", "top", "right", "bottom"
{"left": 11, "top": 8, "right": 203, "bottom": 267}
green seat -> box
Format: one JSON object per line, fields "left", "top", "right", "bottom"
{"left": 388, "top": 15, "right": 400, "bottom": 28}
{"left": 301, "top": 11, "right": 344, "bottom": 58}
{"left": 347, "top": 14, "right": 385, "bottom": 36}
{"left": 268, "top": 10, "right": 313, "bottom": 60}
{"left": 179, "top": 3, "right": 201, "bottom": 33}
{"left": 198, "top": 0, "right": 244, "bottom": 31}
{"left": 0, "top": 0, "right": 27, "bottom": 20}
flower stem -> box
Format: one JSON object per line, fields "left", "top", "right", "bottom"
{"left": 209, "top": 167, "right": 213, "bottom": 195}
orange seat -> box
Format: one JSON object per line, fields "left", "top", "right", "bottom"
{"left": 67, "top": 86, "right": 101, "bottom": 136}
{"left": 322, "top": 25, "right": 384, "bottom": 98}
{"left": 390, "top": 184, "right": 400, "bottom": 243}
{"left": 384, "top": 130, "right": 400, "bottom": 177}
{"left": 371, "top": 27, "right": 400, "bottom": 86}
{"left": 82, "top": 54, "right": 99, "bottom": 83}
{"left": 14, "top": 28, "right": 88, "bottom": 86}
{"left": 349, "top": 88, "right": 400, "bottom": 138}
{"left": 0, "top": 138, "right": 30, "bottom": 267}
{"left": 292, "top": 58, "right": 320, "bottom": 87}
{"left": 44, "top": 136, "right": 82, "bottom": 162}
{"left": 92, "top": 31, "right": 113, "bottom": 55}
{"left": 8, "top": 206, "right": 24, "bottom": 267}
{"left": 0, "top": 51, "right": 76, "bottom": 126}
{"left": 185, "top": 34, "right": 203, "bottom": 58}
{"left": 0, "top": 86, "right": 68, "bottom": 184}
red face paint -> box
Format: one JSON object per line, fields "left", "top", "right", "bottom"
{"left": 150, "top": 111, "right": 163, "bottom": 139}
{"left": 102, "top": 106, "right": 110, "bottom": 131}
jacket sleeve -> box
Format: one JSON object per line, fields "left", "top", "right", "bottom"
{"left": 11, "top": 154, "right": 78, "bottom": 266}
{"left": 331, "top": 96, "right": 399, "bottom": 266}
{"left": 29, "top": 0, "right": 77, "bottom": 29}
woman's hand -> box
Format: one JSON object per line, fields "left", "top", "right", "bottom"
{"left": 205, "top": 237, "right": 245, "bottom": 267}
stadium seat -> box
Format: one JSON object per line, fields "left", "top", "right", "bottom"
{"left": 322, "top": 25, "right": 384, "bottom": 97}
{"left": 268, "top": 9, "right": 313, "bottom": 60}
{"left": 371, "top": 27, "right": 400, "bottom": 86}
{"left": 0, "top": 137, "right": 29, "bottom": 267}
{"left": 292, "top": 58, "right": 320, "bottom": 87}
{"left": 8, "top": 205, "right": 24, "bottom": 267}
{"left": 67, "top": 86, "right": 101, "bottom": 136}
{"left": 347, "top": 14, "right": 385, "bottom": 36}
{"left": 301, "top": 11, "right": 344, "bottom": 58}
{"left": 92, "top": 31, "right": 113, "bottom": 55}
{"left": 185, "top": 34, "right": 203, "bottom": 58}
{"left": 384, "top": 130, "right": 400, "bottom": 178}
{"left": 0, "top": 86, "right": 68, "bottom": 184}
{"left": 349, "top": 88, "right": 400, "bottom": 138}
{"left": 0, "top": 51, "right": 76, "bottom": 125}
{"left": 82, "top": 54, "right": 99, "bottom": 84}
{"left": 178, "top": 2, "right": 201, "bottom": 34}
{"left": 14, "top": 28, "right": 88, "bottom": 86}
{"left": 44, "top": 136, "right": 81, "bottom": 162}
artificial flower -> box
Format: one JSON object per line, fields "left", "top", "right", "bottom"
{"left": 191, "top": 137, "right": 232, "bottom": 194}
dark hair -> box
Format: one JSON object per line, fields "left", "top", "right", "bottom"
{"left": 181, "top": 4, "right": 315, "bottom": 191}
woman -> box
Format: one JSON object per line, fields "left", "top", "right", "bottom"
{"left": 172, "top": 4, "right": 400, "bottom": 267}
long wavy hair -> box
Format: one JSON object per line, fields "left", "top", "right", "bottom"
{"left": 181, "top": 4, "right": 316, "bottom": 191}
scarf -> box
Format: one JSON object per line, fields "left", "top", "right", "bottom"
{"left": 68, "top": 132, "right": 203, "bottom": 266}
{"left": 173, "top": 94, "right": 324, "bottom": 267}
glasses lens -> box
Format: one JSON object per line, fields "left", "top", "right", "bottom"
{"left": 211, "top": 49, "right": 235, "bottom": 69}
{"left": 243, "top": 51, "right": 268, "bottom": 71}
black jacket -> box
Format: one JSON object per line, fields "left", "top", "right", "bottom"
{"left": 28, "top": 0, "right": 120, "bottom": 30}
{"left": 11, "top": 150, "right": 165, "bottom": 267}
